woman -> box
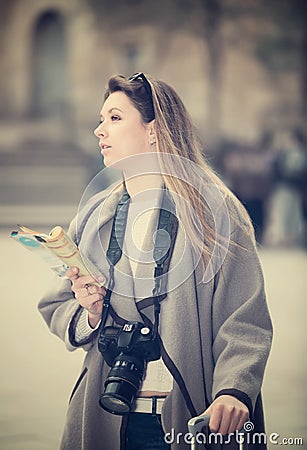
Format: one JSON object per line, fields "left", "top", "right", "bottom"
{"left": 38, "top": 73, "right": 273, "bottom": 450}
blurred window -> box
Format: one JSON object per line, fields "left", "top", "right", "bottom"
{"left": 31, "top": 10, "right": 68, "bottom": 117}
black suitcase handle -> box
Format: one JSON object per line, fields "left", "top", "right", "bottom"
{"left": 188, "top": 415, "right": 248, "bottom": 450}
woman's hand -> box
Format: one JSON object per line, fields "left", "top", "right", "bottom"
{"left": 66, "top": 266, "right": 106, "bottom": 328}
{"left": 202, "top": 395, "right": 249, "bottom": 435}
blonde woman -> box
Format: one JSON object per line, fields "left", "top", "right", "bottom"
{"left": 39, "top": 73, "right": 273, "bottom": 450}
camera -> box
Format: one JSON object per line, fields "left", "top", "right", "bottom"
{"left": 98, "top": 321, "right": 161, "bottom": 415}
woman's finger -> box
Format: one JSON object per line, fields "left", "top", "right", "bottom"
{"left": 85, "top": 285, "right": 106, "bottom": 296}
{"left": 66, "top": 266, "right": 79, "bottom": 280}
{"left": 87, "top": 298, "right": 103, "bottom": 315}
{"left": 227, "top": 408, "right": 241, "bottom": 434}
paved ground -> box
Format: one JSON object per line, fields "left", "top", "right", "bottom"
{"left": 0, "top": 230, "right": 306, "bottom": 449}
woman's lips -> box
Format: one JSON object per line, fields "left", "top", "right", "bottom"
{"left": 100, "top": 144, "right": 112, "bottom": 154}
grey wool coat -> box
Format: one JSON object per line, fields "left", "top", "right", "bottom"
{"left": 38, "top": 183, "right": 273, "bottom": 450}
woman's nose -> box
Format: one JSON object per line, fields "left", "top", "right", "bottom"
{"left": 94, "top": 122, "right": 106, "bottom": 138}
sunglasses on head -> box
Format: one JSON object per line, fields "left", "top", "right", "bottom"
{"left": 128, "top": 72, "right": 153, "bottom": 101}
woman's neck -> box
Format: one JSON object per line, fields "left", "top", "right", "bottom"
{"left": 124, "top": 173, "right": 163, "bottom": 201}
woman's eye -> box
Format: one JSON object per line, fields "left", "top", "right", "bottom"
{"left": 111, "top": 115, "right": 121, "bottom": 121}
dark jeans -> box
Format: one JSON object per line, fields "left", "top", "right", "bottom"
{"left": 126, "top": 413, "right": 171, "bottom": 450}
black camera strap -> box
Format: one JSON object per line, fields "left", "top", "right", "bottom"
{"left": 100, "top": 186, "right": 178, "bottom": 334}
{"left": 100, "top": 190, "right": 131, "bottom": 329}
{"left": 151, "top": 191, "right": 178, "bottom": 337}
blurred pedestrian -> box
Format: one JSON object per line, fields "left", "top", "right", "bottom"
{"left": 218, "top": 143, "right": 273, "bottom": 243}
{"left": 263, "top": 129, "right": 307, "bottom": 247}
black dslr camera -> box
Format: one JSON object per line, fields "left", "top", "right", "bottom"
{"left": 98, "top": 321, "right": 161, "bottom": 415}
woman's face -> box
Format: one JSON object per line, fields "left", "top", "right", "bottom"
{"left": 94, "top": 91, "right": 155, "bottom": 169}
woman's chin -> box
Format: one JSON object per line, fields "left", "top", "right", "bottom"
{"left": 101, "top": 151, "right": 115, "bottom": 168}
{"left": 102, "top": 155, "right": 125, "bottom": 170}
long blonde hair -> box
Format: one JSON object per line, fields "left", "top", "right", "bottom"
{"left": 104, "top": 74, "right": 254, "bottom": 272}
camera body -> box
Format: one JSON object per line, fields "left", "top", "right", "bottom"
{"left": 98, "top": 321, "right": 161, "bottom": 415}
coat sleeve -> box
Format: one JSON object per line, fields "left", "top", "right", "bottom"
{"left": 37, "top": 218, "right": 96, "bottom": 352}
{"left": 210, "top": 214, "right": 273, "bottom": 414}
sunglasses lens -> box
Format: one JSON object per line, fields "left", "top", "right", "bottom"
{"left": 128, "top": 72, "right": 142, "bottom": 81}
{"left": 128, "top": 73, "right": 152, "bottom": 97}
{"left": 128, "top": 72, "right": 154, "bottom": 120}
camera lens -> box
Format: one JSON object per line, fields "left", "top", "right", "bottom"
{"left": 99, "top": 353, "right": 145, "bottom": 415}
{"left": 99, "top": 380, "right": 136, "bottom": 414}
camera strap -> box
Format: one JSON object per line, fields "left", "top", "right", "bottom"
{"left": 100, "top": 189, "right": 131, "bottom": 328}
{"left": 151, "top": 190, "right": 178, "bottom": 337}
{"left": 100, "top": 186, "right": 178, "bottom": 332}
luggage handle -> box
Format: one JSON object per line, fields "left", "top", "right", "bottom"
{"left": 188, "top": 414, "right": 248, "bottom": 450}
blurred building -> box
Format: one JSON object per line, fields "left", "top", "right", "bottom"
{"left": 0, "top": 0, "right": 306, "bottom": 226}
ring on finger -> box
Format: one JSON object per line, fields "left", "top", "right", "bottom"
{"left": 85, "top": 284, "right": 92, "bottom": 296}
